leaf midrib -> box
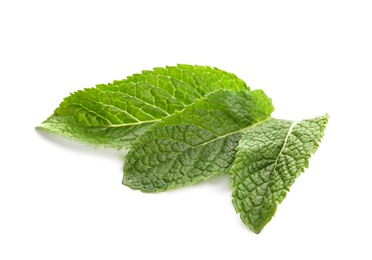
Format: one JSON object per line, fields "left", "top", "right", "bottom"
{"left": 233, "top": 120, "right": 297, "bottom": 215}
{"left": 200, "top": 117, "right": 272, "bottom": 147}
{"left": 255, "top": 121, "right": 298, "bottom": 220}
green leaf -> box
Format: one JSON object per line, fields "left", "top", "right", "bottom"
{"left": 39, "top": 64, "right": 248, "bottom": 148}
{"left": 123, "top": 89, "right": 274, "bottom": 192}
{"left": 230, "top": 115, "right": 329, "bottom": 233}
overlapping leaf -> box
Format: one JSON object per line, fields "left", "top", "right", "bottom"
{"left": 123, "top": 89, "right": 274, "bottom": 192}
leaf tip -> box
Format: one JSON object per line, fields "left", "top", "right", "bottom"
{"left": 253, "top": 229, "right": 262, "bottom": 234}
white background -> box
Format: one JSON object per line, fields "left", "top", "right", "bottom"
{"left": 1, "top": 0, "right": 371, "bottom": 259}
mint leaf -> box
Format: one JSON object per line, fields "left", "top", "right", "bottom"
{"left": 230, "top": 115, "right": 328, "bottom": 233}
{"left": 123, "top": 89, "right": 274, "bottom": 192}
{"left": 39, "top": 65, "right": 248, "bottom": 148}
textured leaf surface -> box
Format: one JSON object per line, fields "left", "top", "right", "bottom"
{"left": 230, "top": 115, "right": 328, "bottom": 233}
{"left": 123, "top": 89, "right": 274, "bottom": 192}
{"left": 39, "top": 65, "right": 248, "bottom": 148}
{"left": 38, "top": 115, "right": 151, "bottom": 148}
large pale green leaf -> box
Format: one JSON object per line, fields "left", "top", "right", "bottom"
{"left": 39, "top": 65, "right": 248, "bottom": 148}
{"left": 123, "top": 89, "right": 274, "bottom": 192}
{"left": 230, "top": 115, "right": 328, "bottom": 233}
